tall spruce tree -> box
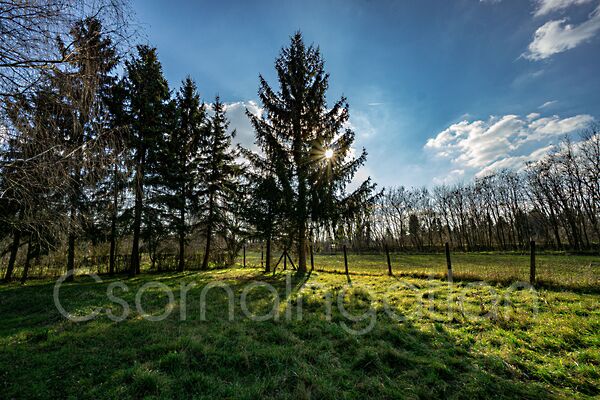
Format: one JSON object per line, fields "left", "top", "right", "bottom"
{"left": 166, "top": 78, "right": 205, "bottom": 272}
{"left": 142, "top": 97, "right": 176, "bottom": 272}
{"left": 121, "top": 46, "right": 171, "bottom": 276}
{"left": 198, "top": 96, "right": 240, "bottom": 269}
{"left": 248, "top": 32, "right": 376, "bottom": 273}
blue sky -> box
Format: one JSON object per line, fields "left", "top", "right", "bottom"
{"left": 132, "top": 0, "right": 600, "bottom": 188}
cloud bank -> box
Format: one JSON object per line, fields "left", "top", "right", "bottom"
{"left": 533, "top": 0, "right": 594, "bottom": 17}
{"left": 425, "top": 113, "right": 593, "bottom": 180}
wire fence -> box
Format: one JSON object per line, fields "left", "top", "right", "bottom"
{"left": 1, "top": 243, "right": 598, "bottom": 291}
{"left": 240, "top": 244, "right": 600, "bottom": 292}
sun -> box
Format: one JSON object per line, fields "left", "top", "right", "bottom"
{"left": 324, "top": 149, "right": 334, "bottom": 159}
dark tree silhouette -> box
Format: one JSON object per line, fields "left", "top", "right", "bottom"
{"left": 198, "top": 97, "right": 240, "bottom": 270}
{"left": 167, "top": 77, "right": 206, "bottom": 271}
{"left": 248, "top": 32, "right": 376, "bottom": 273}
{"left": 120, "top": 45, "right": 171, "bottom": 276}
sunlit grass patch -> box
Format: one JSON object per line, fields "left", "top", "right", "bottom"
{"left": 0, "top": 264, "right": 598, "bottom": 399}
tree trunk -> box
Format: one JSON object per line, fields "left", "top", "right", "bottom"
{"left": 130, "top": 157, "right": 144, "bottom": 277}
{"left": 202, "top": 224, "right": 212, "bottom": 270}
{"left": 20, "top": 237, "right": 33, "bottom": 284}
{"left": 202, "top": 194, "right": 214, "bottom": 270}
{"left": 65, "top": 193, "right": 78, "bottom": 282}
{"left": 4, "top": 229, "right": 21, "bottom": 281}
{"left": 66, "top": 160, "right": 83, "bottom": 282}
{"left": 296, "top": 162, "right": 308, "bottom": 274}
{"left": 109, "top": 164, "right": 118, "bottom": 276}
{"left": 66, "top": 230, "right": 76, "bottom": 282}
{"left": 297, "top": 222, "right": 307, "bottom": 274}
{"left": 265, "top": 236, "right": 272, "bottom": 273}
{"left": 109, "top": 221, "right": 116, "bottom": 275}
{"left": 178, "top": 207, "right": 185, "bottom": 272}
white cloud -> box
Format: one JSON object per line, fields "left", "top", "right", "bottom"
{"left": 425, "top": 115, "right": 523, "bottom": 168}
{"left": 220, "top": 101, "right": 263, "bottom": 151}
{"left": 476, "top": 145, "right": 555, "bottom": 177}
{"left": 425, "top": 112, "right": 593, "bottom": 178}
{"left": 533, "top": 0, "right": 594, "bottom": 17}
{"left": 527, "top": 114, "right": 593, "bottom": 141}
{"left": 525, "top": 5, "right": 600, "bottom": 60}
{"left": 539, "top": 100, "right": 558, "bottom": 108}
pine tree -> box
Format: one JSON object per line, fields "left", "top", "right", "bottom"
{"left": 198, "top": 96, "right": 240, "bottom": 269}
{"left": 248, "top": 32, "right": 376, "bottom": 273}
{"left": 121, "top": 46, "right": 171, "bottom": 276}
{"left": 166, "top": 78, "right": 205, "bottom": 272}
{"left": 142, "top": 97, "right": 176, "bottom": 272}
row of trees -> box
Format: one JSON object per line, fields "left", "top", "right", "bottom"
{"left": 0, "top": 1, "right": 375, "bottom": 281}
{"left": 333, "top": 132, "right": 599, "bottom": 252}
{"left": 2, "top": 2, "right": 595, "bottom": 284}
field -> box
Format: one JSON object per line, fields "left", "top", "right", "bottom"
{"left": 0, "top": 253, "right": 599, "bottom": 399}
{"left": 245, "top": 250, "right": 600, "bottom": 291}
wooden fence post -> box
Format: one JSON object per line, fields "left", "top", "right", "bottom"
{"left": 530, "top": 240, "right": 536, "bottom": 285}
{"left": 243, "top": 245, "right": 246, "bottom": 268}
{"left": 386, "top": 245, "right": 392, "bottom": 276}
{"left": 445, "top": 242, "right": 453, "bottom": 283}
{"left": 310, "top": 245, "right": 314, "bottom": 272}
{"left": 343, "top": 245, "right": 349, "bottom": 276}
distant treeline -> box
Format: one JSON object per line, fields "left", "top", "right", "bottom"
{"left": 326, "top": 132, "right": 600, "bottom": 253}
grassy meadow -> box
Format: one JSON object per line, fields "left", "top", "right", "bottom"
{"left": 0, "top": 253, "right": 599, "bottom": 399}
{"left": 244, "top": 250, "right": 600, "bottom": 291}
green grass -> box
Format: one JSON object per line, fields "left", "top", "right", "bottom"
{"left": 0, "top": 259, "right": 599, "bottom": 399}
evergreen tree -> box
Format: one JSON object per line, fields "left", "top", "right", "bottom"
{"left": 103, "top": 77, "right": 130, "bottom": 275}
{"left": 248, "top": 32, "right": 376, "bottom": 273}
{"left": 121, "top": 45, "right": 171, "bottom": 276}
{"left": 142, "top": 96, "right": 176, "bottom": 272}
{"left": 198, "top": 96, "right": 240, "bottom": 269}
{"left": 166, "top": 78, "right": 206, "bottom": 271}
